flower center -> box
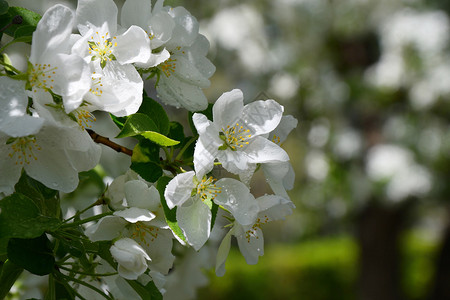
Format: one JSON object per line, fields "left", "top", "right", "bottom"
{"left": 28, "top": 63, "right": 57, "bottom": 92}
{"left": 130, "top": 222, "right": 159, "bottom": 247}
{"left": 220, "top": 123, "right": 252, "bottom": 151}
{"left": 194, "top": 176, "right": 222, "bottom": 203}
{"left": 7, "top": 136, "right": 41, "bottom": 165}
{"left": 159, "top": 58, "right": 177, "bottom": 77}
{"left": 73, "top": 108, "right": 96, "bottom": 129}
{"left": 88, "top": 31, "right": 117, "bottom": 68}
{"left": 89, "top": 71, "right": 104, "bottom": 97}
{"left": 272, "top": 134, "right": 281, "bottom": 144}
{"left": 244, "top": 215, "right": 269, "bottom": 243}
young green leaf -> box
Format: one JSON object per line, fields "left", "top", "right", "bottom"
{"left": 141, "top": 131, "right": 180, "bottom": 147}
{"left": 116, "top": 113, "right": 158, "bottom": 138}
{"left": 139, "top": 95, "right": 170, "bottom": 135}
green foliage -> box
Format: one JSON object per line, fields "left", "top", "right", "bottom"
{"left": 139, "top": 95, "right": 170, "bottom": 135}
{"left": 0, "top": 260, "right": 23, "bottom": 300}
{"left": 0, "top": 6, "right": 41, "bottom": 43}
{"left": 0, "top": 193, "right": 60, "bottom": 240}
{"left": 126, "top": 279, "right": 163, "bottom": 300}
{"left": 116, "top": 113, "right": 179, "bottom": 146}
{"left": 7, "top": 234, "right": 54, "bottom": 276}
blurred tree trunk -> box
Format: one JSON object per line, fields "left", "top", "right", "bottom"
{"left": 356, "top": 200, "right": 412, "bottom": 300}
{"left": 428, "top": 216, "right": 450, "bottom": 300}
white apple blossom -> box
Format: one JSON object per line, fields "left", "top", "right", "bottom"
{"left": 110, "top": 238, "right": 151, "bottom": 280}
{"left": 71, "top": 0, "right": 150, "bottom": 116}
{"left": 164, "top": 170, "right": 259, "bottom": 250}
{"left": 0, "top": 105, "right": 101, "bottom": 194}
{"left": 28, "top": 4, "right": 91, "bottom": 113}
{"left": 215, "top": 195, "right": 295, "bottom": 276}
{"left": 85, "top": 175, "right": 175, "bottom": 275}
{"left": 121, "top": 0, "right": 215, "bottom": 111}
{"left": 193, "top": 89, "right": 289, "bottom": 177}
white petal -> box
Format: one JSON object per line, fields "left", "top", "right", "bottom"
{"left": 120, "top": 0, "right": 151, "bottom": 28}
{"left": 156, "top": 75, "right": 208, "bottom": 111}
{"left": 212, "top": 89, "right": 244, "bottom": 129}
{"left": 142, "top": 229, "right": 175, "bottom": 275}
{"left": 124, "top": 180, "right": 160, "bottom": 211}
{"left": 257, "top": 195, "right": 295, "bottom": 221}
{"left": 164, "top": 171, "right": 195, "bottom": 209}
{"left": 171, "top": 54, "right": 210, "bottom": 88}
{"left": 215, "top": 228, "right": 233, "bottom": 277}
{"left": 216, "top": 149, "right": 249, "bottom": 174}
{"left": 177, "top": 198, "right": 211, "bottom": 251}
{"left": 269, "top": 115, "right": 298, "bottom": 144}
{"left": 193, "top": 139, "right": 217, "bottom": 179}
{"left": 114, "top": 26, "right": 151, "bottom": 64}
{"left": 242, "top": 100, "right": 284, "bottom": 136}
{"left": 262, "top": 161, "right": 291, "bottom": 198}
{"left": 245, "top": 136, "right": 289, "bottom": 164}
{"left": 31, "top": 4, "right": 74, "bottom": 63}
{"left": 0, "top": 136, "right": 22, "bottom": 194}
{"left": 215, "top": 178, "right": 258, "bottom": 226}
{"left": 85, "top": 215, "right": 127, "bottom": 241}
{"left": 236, "top": 225, "right": 264, "bottom": 265}
{"left": 0, "top": 77, "right": 44, "bottom": 137}
{"left": 114, "top": 207, "right": 156, "bottom": 223}
{"left": 166, "top": 7, "right": 199, "bottom": 48}
{"left": 76, "top": 0, "right": 118, "bottom": 36}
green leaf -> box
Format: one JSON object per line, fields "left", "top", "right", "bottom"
{"left": 0, "top": 1, "right": 9, "bottom": 15}
{"left": 116, "top": 113, "right": 158, "bottom": 138}
{"left": 211, "top": 202, "right": 219, "bottom": 231}
{"left": 109, "top": 113, "right": 127, "bottom": 130}
{"left": 0, "top": 35, "right": 32, "bottom": 52}
{"left": 7, "top": 234, "right": 55, "bottom": 275}
{"left": 126, "top": 279, "right": 163, "bottom": 300}
{"left": 0, "top": 193, "right": 60, "bottom": 239}
{"left": 141, "top": 131, "right": 180, "bottom": 147}
{"left": 13, "top": 24, "right": 35, "bottom": 38}
{"left": 168, "top": 121, "right": 185, "bottom": 149}
{"left": 132, "top": 139, "right": 160, "bottom": 163}
{"left": 15, "top": 173, "right": 60, "bottom": 219}
{"left": 139, "top": 95, "right": 170, "bottom": 135}
{"left": 2, "top": 6, "right": 41, "bottom": 38}
{"left": 0, "top": 260, "right": 23, "bottom": 300}
{"left": 131, "top": 162, "right": 163, "bottom": 183}
{"left": 156, "top": 177, "right": 186, "bottom": 242}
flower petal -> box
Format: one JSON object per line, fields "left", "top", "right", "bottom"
{"left": 85, "top": 215, "right": 127, "bottom": 241}
{"left": 212, "top": 89, "right": 244, "bottom": 129}
{"left": 215, "top": 178, "right": 258, "bottom": 226}
{"left": 114, "top": 207, "right": 156, "bottom": 223}
{"left": 76, "top": 0, "right": 118, "bottom": 36}
{"left": 242, "top": 100, "right": 284, "bottom": 136}
{"left": 114, "top": 25, "right": 151, "bottom": 64}
{"left": 164, "top": 171, "right": 195, "bottom": 209}
{"left": 177, "top": 198, "right": 211, "bottom": 251}
{"left": 245, "top": 136, "right": 289, "bottom": 164}
{"left": 215, "top": 228, "right": 233, "bottom": 277}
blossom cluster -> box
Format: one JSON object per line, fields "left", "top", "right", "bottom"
{"left": 0, "top": 0, "right": 296, "bottom": 298}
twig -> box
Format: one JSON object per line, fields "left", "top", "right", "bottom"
{"left": 86, "top": 129, "right": 133, "bottom": 156}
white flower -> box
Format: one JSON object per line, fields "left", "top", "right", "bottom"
{"left": 0, "top": 77, "right": 44, "bottom": 137}
{"left": 120, "top": 0, "right": 172, "bottom": 68}
{"left": 110, "top": 238, "right": 151, "bottom": 280}
{"left": 28, "top": 4, "right": 91, "bottom": 113}
{"left": 215, "top": 195, "right": 295, "bottom": 276}
{"left": 164, "top": 170, "right": 258, "bottom": 250}
{"left": 155, "top": 34, "right": 215, "bottom": 111}
{"left": 193, "top": 89, "right": 289, "bottom": 177}
{"left": 0, "top": 107, "right": 101, "bottom": 194}
{"left": 72, "top": 0, "right": 150, "bottom": 116}
{"left": 86, "top": 176, "right": 175, "bottom": 275}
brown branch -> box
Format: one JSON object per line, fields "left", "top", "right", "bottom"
{"left": 86, "top": 129, "right": 133, "bottom": 156}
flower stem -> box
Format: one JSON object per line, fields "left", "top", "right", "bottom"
{"left": 86, "top": 129, "right": 133, "bottom": 156}
{"left": 59, "top": 212, "right": 113, "bottom": 229}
